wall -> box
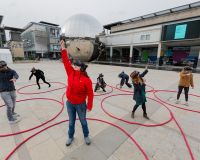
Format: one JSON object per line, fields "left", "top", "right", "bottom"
{"left": 111, "top": 7, "right": 200, "bottom": 33}
{"left": 100, "top": 25, "right": 162, "bottom": 47}
{"left": 0, "top": 48, "right": 13, "bottom": 63}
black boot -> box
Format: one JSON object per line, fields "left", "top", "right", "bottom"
{"left": 143, "top": 113, "right": 149, "bottom": 120}
{"left": 131, "top": 111, "right": 135, "bottom": 118}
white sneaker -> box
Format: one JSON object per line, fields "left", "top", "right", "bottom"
{"left": 9, "top": 117, "right": 21, "bottom": 124}
{"left": 175, "top": 100, "right": 180, "bottom": 104}
{"left": 84, "top": 137, "right": 91, "bottom": 145}
{"left": 13, "top": 112, "right": 20, "bottom": 118}
{"left": 185, "top": 102, "right": 189, "bottom": 106}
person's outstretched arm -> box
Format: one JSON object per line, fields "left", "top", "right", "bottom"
{"left": 140, "top": 65, "right": 148, "bottom": 77}
{"left": 60, "top": 40, "right": 74, "bottom": 76}
{"left": 29, "top": 73, "right": 33, "bottom": 80}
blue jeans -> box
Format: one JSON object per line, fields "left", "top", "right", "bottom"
{"left": 0, "top": 91, "right": 16, "bottom": 121}
{"left": 66, "top": 100, "right": 89, "bottom": 138}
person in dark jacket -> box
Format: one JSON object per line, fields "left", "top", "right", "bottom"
{"left": 60, "top": 40, "right": 94, "bottom": 146}
{"left": 0, "top": 61, "right": 20, "bottom": 124}
{"left": 29, "top": 67, "right": 51, "bottom": 89}
{"left": 94, "top": 73, "right": 106, "bottom": 92}
{"left": 118, "top": 71, "right": 132, "bottom": 88}
{"left": 130, "top": 66, "right": 149, "bottom": 119}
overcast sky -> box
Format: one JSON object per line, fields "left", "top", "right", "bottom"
{"left": 0, "top": 0, "right": 199, "bottom": 28}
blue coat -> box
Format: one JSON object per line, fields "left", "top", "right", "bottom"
{"left": 0, "top": 68, "right": 19, "bottom": 92}
{"left": 133, "top": 70, "right": 148, "bottom": 105}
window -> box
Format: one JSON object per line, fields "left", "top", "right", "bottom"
{"left": 140, "top": 34, "right": 150, "bottom": 41}
{"left": 146, "top": 34, "right": 150, "bottom": 40}
{"left": 140, "top": 35, "right": 146, "bottom": 40}
{"left": 50, "top": 28, "right": 56, "bottom": 36}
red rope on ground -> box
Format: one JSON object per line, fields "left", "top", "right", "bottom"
{"left": 5, "top": 118, "right": 149, "bottom": 160}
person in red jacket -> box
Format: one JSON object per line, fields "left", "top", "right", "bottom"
{"left": 60, "top": 40, "right": 94, "bottom": 146}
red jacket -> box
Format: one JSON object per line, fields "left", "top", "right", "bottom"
{"left": 61, "top": 49, "right": 94, "bottom": 111}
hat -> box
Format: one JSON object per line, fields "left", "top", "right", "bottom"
{"left": 31, "top": 67, "right": 36, "bottom": 72}
{"left": 99, "top": 73, "right": 104, "bottom": 77}
{"left": 0, "top": 61, "right": 7, "bottom": 68}
{"left": 73, "top": 60, "right": 83, "bottom": 67}
{"left": 184, "top": 66, "right": 192, "bottom": 71}
{"left": 73, "top": 60, "right": 88, "bottom": 72}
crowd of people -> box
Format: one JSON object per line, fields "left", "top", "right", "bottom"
{"left": 0, "top": 40, "right": 195, "bottom": 146}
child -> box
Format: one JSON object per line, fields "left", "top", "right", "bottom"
{"left": 118, "top": 71, "right": 132, "bottom": 88}
{"left": 29, "top": 67, "right": 51, "bottom": 89}
{"left": 130, "top": 66, "right": 149, "bottom": 119}
{"left": 176, "top": 66, "right": 194, "bottom": 106}
{"left": 94, "top": 73, "right": 106, "bottom": 92}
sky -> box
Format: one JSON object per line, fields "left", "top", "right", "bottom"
{"left": 0, "top": 0, "right": 199, "bottom": 28}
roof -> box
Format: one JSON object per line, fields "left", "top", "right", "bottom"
{"left": 4, "top": 26, "right": 24, "bottom": 32}
{"left": 23, "top": 21, "right": 60, "bottom": 30}
{"left": 39, "top": 21, "right": 59, "bottom": 26}
{"left": 104, "top": 1, "right": 200, "bottom": 30}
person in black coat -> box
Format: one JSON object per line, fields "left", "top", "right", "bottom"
{"left": 118, "top": 71, "right": 132, "bottom": 88}
{"left": 94, "top": 73, "right": 106, "bottom": 92}
{"left": 29, "top": 67, "right": 51, "bottom": 89}
{"left": 130, "top": 66, "right": 149, "bottom": 119}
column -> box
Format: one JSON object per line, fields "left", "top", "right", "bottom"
{"left": 129, "top": 45, "right": 133, "bottom": 63}
{"left": 120, "top": 48, "right": 122, "bottom": 63}
{"left": 197, "top": 49, "right": 200, "bottom": 68}
{"left": 157, "top": 42, "right": 162, "bottom": 66}
{"left": 110, "top": 46, "right": 113, "bottom": 62}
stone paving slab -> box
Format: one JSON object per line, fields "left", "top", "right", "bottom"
{"left": 0, "top": 61, "right": 200, "bottom": 160}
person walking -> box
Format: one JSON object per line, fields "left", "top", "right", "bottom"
{"left": 130, "top": 66, "right": 149, "bottom": 119}
{"left": 60, "top": 40, "right": 94, "bottom": 146}
{"left": 0, "top": 61, "right": 20, "bottom": 124}
{"left": 29, "top": 67, "right": 51, "bottom": 89}
{"left": 176, "top": 66, "right": 194, "bottom": 106}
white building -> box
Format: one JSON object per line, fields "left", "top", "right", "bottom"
{"left": 99, "top": 2, "right": 200, "bottom": 68}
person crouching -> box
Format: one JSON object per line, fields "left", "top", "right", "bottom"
{"left": 94, "top": 73, "right": 106, "bottom": 92}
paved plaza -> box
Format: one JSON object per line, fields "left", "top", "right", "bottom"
{"left": 0, "top": 61, "right": 200, "bottom": 160}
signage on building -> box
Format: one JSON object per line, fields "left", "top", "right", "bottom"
{"left": 174, "top": 24, "right": 187, "bottom": 39}
{"left": 162, "top": 20, "right": 200, "bottom": 41}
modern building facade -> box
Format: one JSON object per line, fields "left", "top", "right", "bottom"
{"left": 99, "top": 1, "right": 200, "bottom": 68}
{"left": 21, "top": 21, "right": 61, "bottom": 59}
{"left": 0, "top": 15, "right": 13, "bottom": 63}
{"left": 5, "top": 26, "right": 25, "bottom": 59}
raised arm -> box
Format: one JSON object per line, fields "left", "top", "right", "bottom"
{"left": 60, "top": 40, "right": 74, "bottom": 76}
{"left": 140, "top": 69, "right": 148, "bottom": 78}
